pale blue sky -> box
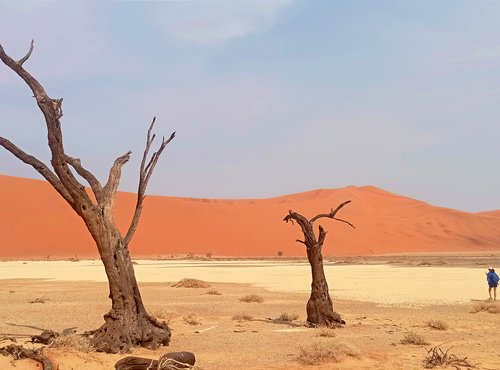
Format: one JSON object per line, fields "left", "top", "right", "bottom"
{"left": 1, "top": 1, "right": 499, "bottom": 212}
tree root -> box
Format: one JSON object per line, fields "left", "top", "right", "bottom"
{"left": 91, "top": 312, "right": 171, "bottom": 353}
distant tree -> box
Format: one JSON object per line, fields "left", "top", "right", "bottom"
{"left": 283, "top": 201, "right": 354, "bottom": 327}
{"left": 0, "top": 41, "right": 174, "bottom": 353}
{"left": 277, "top": 250, "right": 284, "bottom": 258}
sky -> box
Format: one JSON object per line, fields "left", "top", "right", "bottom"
{"left": 0, "top": 0, "right": 499, "bottom": 212}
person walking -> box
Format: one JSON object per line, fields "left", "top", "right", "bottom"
{"left": 487, "top": 267, "right": 499, "bottom": 300}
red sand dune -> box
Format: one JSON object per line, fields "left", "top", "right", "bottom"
{"left": 1, "top": 174, "right": 500, "bottom": 258}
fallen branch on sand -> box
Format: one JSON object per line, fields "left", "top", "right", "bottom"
{"left": 0, "top": 344, "right": 54, "bottom": 370}
{"left": 424, "top": 344, "right": 476, "bottom": 369}
{"left": 115, "top": 351, "right": 197, "bottom": 370}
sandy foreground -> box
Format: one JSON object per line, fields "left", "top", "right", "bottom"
{"left": 1, "top": 259, "right": 500, "bottom": 369}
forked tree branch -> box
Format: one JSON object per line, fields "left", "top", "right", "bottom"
{"left": 0, "top": 40, "right": 91, "bottom": 209}
{"left": 124, "top": 119, "right": 175, "bottom": 245}
{"left": 309, "top": 200, "right": 354, "bottom": 226}
{"left": 0, "top": 136, "right": 74, "bottom": 206}
{"left": 65, "top": 154, "right": 103, "bottom": 202}
{"left": 283, "top": 201, "right": 354, "bottom": 248}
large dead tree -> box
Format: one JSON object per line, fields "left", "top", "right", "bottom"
{"left": 283, "top": 201, "right": 354, "bottom": 327}
{"left": 0, "top": 41, "right": 173, "bottom": 353}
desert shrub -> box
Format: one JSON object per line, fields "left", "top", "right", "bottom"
{"left": 206, "top": 288, "right": 221, "bottom": 295}
{"left": 183, "top": 313, "right": 202, "bottom": 325}
{"left": 400, "top": 331, "right": 429, "bottom": 345}
{"left": 426, "top": 320, "right": 448, "bottom": 330}
{"left": 297, "top": 340, "right": 360, "bottom": 365}
{"left": 239, "top": 294, "right": 264, "bottom": 303}
{"left": 317, "top": 328, "right": 337, "bottom": 338}
{"left": 278, "top": 312, "right": 299, "bottom": 321}
{"left": 232, "top": 313, "right": 253, "bottom": 321}
{"left": 470, "top": 301, "right": 500, "bottom": 314}
{"left": 50, "top": 333, "right": 93, "bottom": 352}
{"left": 29, "top": 297, "right": 48, "bottom": 304}
{"left": 172, "top": 278, "right": 211, "bottom": 288}
{"left": 150, "top": 308, "right": 178, "bottom": 324}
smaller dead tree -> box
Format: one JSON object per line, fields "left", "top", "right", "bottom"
{"left": 283, "top": 201, "right": 354, "bottom": 327}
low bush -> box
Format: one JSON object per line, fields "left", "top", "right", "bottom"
{"left": 400, "top": 331, "right": 429, "bottom": 345}
{"left": 278, "top": 312, "right": 299, "bottom": 321}
{"left": 426, "top": 320, "right": 448, "bottom": 330}
{"left": 172, "top": 278, "right": 211, "bottom": 288}
{"left": 183, "top": 313, "right": 202, "bottom": 325}
{"left": 232, "top": 313, "right": 253, "bottom": 321}
{"left": 297, "top": 340, "right": 360, "bottom": 365}
{"left": 239, "top": 294, "right": 264, "bottom": 303}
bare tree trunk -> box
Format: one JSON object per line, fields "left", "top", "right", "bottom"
{"left": 0, "top": 41, "right": 173, "bottom": 353}
{"left": 305, "top": 237, "right": 343, "bottom": 326}
{"left": 84, "top": 214, "right": 170, "bottom": 353}
{"left": 283, "top": 202, "right": 354, "bottom": 327}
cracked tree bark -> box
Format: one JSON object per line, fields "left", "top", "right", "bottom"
{"left": 283, "top": 201, "right": 354, "bottom": 327}
{"left": 0, "top": 41, "right": 174, "bottom": 353}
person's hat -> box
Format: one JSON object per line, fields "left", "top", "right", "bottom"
{"left": 489, "top": 266, "right": 494, "bottom": 270}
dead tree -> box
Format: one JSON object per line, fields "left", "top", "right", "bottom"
{"left": 283, "top": 201, "right": 354, "bottom": 327}
{"left": 0, "top": 41, "right": 174, "bottom": 353}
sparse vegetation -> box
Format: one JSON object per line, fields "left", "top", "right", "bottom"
{"left": 239, "top": 294, "right": 264, "bottom": 303}
{"left": 400, "top": 331, "right": 429, "bottom": 345}
{"left": 232, "top": 313, "right": 253, "bottom": 321}
{"left": 172, "top": 278, "right": 211, "bottom": 288}
{"left": 150, "top": 308, "right": 178, "bottom": 324}
{"left": 49, "top": 333, "right": 93, "bottom": 353}
{"left": 29, "top": 297, "right": 48, "bottom": 304}
{"left": 183, "top": 313, "right": 202, "bottom": 326}
{"left": 317, "top": 328, "right": 337, "bottom": 338}
{"left": 470, "top": 301, "right": 500, "bottom": 314}
{"left": 206, "top": 252, "right": 213, "bottom": 258}
{"left": 278, "top": 312, "right": 299, "bottom": 321}
{"left": 277, "top": 250, "right": 283, "bottom": 258}
{"left": 206, "top": 288, "right": 221, "bottom": 295}
{"left": 424, "top": 345, "right": 475, "bottom": 369}
{"left": 426, "top": 320, "right": 448, "bottom": 330}
{"left": 297, "top": 340, "right": 360, "bottom": 365}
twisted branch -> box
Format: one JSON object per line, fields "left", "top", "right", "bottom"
{"left": 124, "top": 118, "right": 175, "bottom": 245}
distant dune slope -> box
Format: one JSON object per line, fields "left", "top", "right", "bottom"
{"left": 1, "top": 174, "right": 500, "bottom": 258}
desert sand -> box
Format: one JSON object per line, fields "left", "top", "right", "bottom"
{"left": 1, "top": 258, "right": 500, "bottom": 370}
{"left": 1, "top": 174, "right": 500, "bottom": 259}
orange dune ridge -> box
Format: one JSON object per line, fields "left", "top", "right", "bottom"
{"left": 1, "top": 174, "right": 499, "bottom": 258}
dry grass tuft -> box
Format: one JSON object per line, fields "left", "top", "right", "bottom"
{"left": 150, "top": 308, "right": 179, "bottom": 324}
{"left": 297, "top": 340, "right": 360, "bottom": 365}
{"left": 50, "top": 333, "right": 93, "bottom": 352}
{"left": 424, "top": 344, "right": 475, "bottom": 369}
{"left": 426, "top": 320, "right": 448, "bottom": 330}
{"left": 183, "top": 313, "right": 202, "bottom": 326}
{"left": 172, "top": 278, "right": 211, "bottom": 288}
{"left": 277, "top": 312, "right": 299, "bottom": 322}
{"left": 400, "top": 331, "right": 429, "bottom": 345}
{"left": 29, "top": 297, "right": 48, "bottom": 304}
{"left": 206, "top": 288, "right": 221, "bottom": 295}
{"left": 317, "top": 328, "right": 337, "bottom": 338}
{"left": 232, "top": 313, "right": 253, "bottom": 321}
{"left": 239, "top": 294, "right": 264, "bottom": 303}
{"left": 470, "top": 301, "right": 500, "bottom": 314}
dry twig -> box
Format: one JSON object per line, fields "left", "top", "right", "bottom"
{"left": 424, "top": 344, "right": 475, "bottom": 369}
